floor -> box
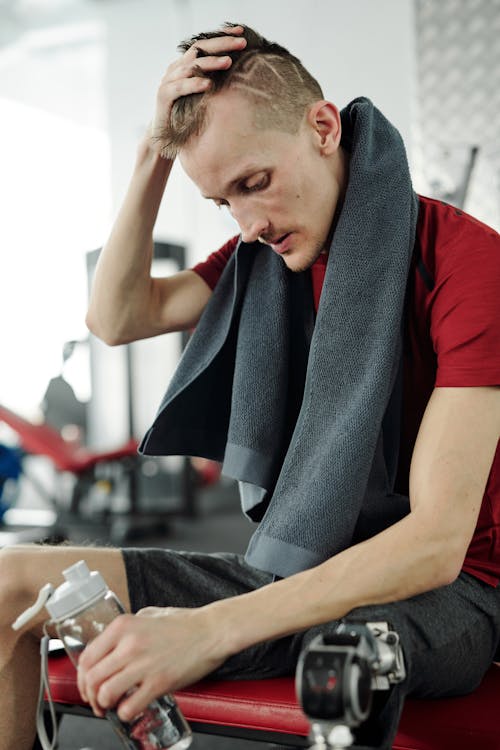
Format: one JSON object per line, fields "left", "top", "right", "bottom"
{"left": 57, "top": 712, "right": 265, "bottom": 750}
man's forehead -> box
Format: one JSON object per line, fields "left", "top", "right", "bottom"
{"left": 179, "top": 99, "right": 270, "bottom": 197}
{"left": 179, "top": 89, "right": 298, "bottom": 196}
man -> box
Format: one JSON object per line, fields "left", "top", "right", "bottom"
{"left": 1, "top": 24, "right": 499, "bottom": 750}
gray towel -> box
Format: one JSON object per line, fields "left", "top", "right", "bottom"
{"left": 140, "top": 97, "right": 418, "bottom": 577}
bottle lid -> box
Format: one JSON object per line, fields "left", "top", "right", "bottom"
{"left": 45, "top": 560, "right": 107, "bottom": 621}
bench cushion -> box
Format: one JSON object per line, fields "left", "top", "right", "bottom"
{"left": 47, "top": 652, "right": 500, "bottom": 749}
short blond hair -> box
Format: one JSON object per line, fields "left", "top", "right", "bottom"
{"left": 156, "top": 23, "right": 323, "bottom": 159}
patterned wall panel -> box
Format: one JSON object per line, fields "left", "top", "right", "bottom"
{"left": 414, "top": 0, "right": 500, "bottom": 229}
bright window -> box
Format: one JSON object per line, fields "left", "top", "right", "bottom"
{"left": 0, "top": 19, "right": 110, "bottom": 416}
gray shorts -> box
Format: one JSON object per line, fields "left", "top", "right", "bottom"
{"left": 122, "top": 548, "right": 298, "bottom": 680}
{"left": 122, "top": 547, "right": 500, "bottom": 749}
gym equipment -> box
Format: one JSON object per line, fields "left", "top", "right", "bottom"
{"left": 296, "top": 621, "right": 405, "bottom": 749}
{"left": 44, "top": 645, "right": 500, "bottom": 750}
{"left": 0, "top": 403, "right": 141, "bottom": 542}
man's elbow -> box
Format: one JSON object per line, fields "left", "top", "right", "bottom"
{"left": 85, "top": 310, "right": 127, "bottom": 347}
{"left": 437, "top": 542, "right": 468, "bottom": 587}
{"left": 438, "top": 559, "right": 462, "bottom": 587}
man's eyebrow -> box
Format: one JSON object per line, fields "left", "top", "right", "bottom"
{"left": 202, "top": 167, "right": 266, "bottom": 200}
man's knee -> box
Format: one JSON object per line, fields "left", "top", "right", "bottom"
{"left": 0, "top": 544, "right": 130, "bottom": 632}
{"left": 0, "top": 546, "right": 38, "bottom": 628}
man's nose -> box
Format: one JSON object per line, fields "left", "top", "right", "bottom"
{"left": 234, "top": 210, "right": 269, "bottom": 244}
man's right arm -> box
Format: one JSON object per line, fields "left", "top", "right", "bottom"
{"left": 85, "top": 135, "right": 212, "bottom": 345}
{"left": 86, "top": 25, "right": 247, "bottom": 346}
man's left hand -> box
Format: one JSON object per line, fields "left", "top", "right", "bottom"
{"left": 76, "top": 604, "right": 228, "bottom": 721}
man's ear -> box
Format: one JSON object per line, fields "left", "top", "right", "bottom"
{"left": 307, "top": 101, "right": 341, "bottom": 155}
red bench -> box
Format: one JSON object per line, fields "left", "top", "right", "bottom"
{"left": 47, "top": 651, "right": 500, "bottom": 749}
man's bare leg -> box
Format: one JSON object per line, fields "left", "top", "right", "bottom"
{"left": 0, "top": 544, "right": 131, "bottom": 750}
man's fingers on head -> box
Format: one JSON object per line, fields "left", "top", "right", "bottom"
{"left": 195, "top": 54, "right": 233, "bottom": 70}
{"left": 183, "top": 34, "right": 246, "bottom": 58}
{"left": 167, "top": 53, "right": 233, "bottom": 83}
{"left": 220, "top": 23, "right": 245, "bottom": 34}
{"left": 167, "top": 77, "right": 210, "bottom": 100}
{"left": 175, "top": 56, "right": 232, "bottom": 79}
{"left": 163, "top": 56, "right": 232, "bottom": 92}
{"left": 159, "top": 67, "right": 211, "bottom": 94}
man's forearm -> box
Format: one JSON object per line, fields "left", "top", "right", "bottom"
{"left": 86, "top": 133, "right": 173, "bottom": 345}
{"left": 209, "top": 508, "right": 463, "bottom": 658}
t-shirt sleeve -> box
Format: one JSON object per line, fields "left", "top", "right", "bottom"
{"left": 431, "top": 217, "right": 500, "bottom": 387}
{"left": 191, "top": 234, "right": 240, "bottom": 290}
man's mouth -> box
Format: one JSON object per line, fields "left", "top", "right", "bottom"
{"left": 267, "top": 232, "right": 293, "bottom": 254}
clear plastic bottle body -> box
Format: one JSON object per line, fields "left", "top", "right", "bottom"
{"left": 56, "top": 590, "right": 123, "bottom": 664}
{"left": 55, "top": 591, "right": 192, "bottom": 750}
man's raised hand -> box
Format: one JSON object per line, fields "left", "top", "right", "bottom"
{"left": 150, "top": 25, "right": 247, "bottom": 156}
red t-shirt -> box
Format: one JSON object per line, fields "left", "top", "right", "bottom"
{"left": 192, "top": 195, "right": 500, "bottom": 586}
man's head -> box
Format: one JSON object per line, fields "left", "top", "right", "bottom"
{"left": 164, "top": 24, "right": 348, "bottom": 272}
{"left": 159, "top": 23, "right": 325, "bottom": 158}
